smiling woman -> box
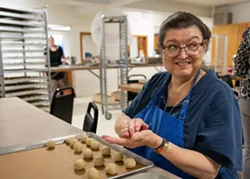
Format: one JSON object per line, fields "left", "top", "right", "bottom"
{"left": 102, "top": 12, "right": 242, "bottom": 179}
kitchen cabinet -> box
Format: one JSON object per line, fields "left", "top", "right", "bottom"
{"left": 212, "top": 22, "right": 250, "bottom": 70}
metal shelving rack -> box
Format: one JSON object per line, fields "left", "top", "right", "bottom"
{"left": 0, "top": 6, "right": 51, "bottom": 111}
{"left": 100, "top": 15, "right": 128, "bottom": 120}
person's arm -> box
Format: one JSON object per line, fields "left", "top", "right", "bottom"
{"left": 115, "top": 73, "right": 165, "bottom": 137}
{"left": 104, "top": 129, "right": 221, "bottom": 178}
{"left": 160, "top": 142, "right": 221, "bottom": 179}
{"left": 234, "top": 27, "right": 250, "bottom": 77}
{"left": 130, "top": 131, "right": 221, "bottom": 178}
{"left": 58, "top": 46, "right": 67, "bottom": 64}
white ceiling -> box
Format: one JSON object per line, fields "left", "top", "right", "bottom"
{"left": 172, "top": 0, "right": 248, "bottom": 6}
{"left": 29, "top": 0, "right": 249, "bottom": 7}
{"left": 50, "top": 0, "right": 249, "bottom": 7}
{"left": 23, "top": 0, "right": 249, "bottom": 19}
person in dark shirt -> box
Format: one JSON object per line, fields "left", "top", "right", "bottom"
{"left": 47, "top": 36, "right": 67, "bottom": 94}
{"left": 234, "top": 27, "right": 250, "bottom": 179}
{"left": 102, "top": 12, "right": 242, "bottom": 178}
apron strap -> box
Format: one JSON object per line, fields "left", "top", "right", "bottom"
{"left": 179, "top": 70, "right": 200, "bottom": 119}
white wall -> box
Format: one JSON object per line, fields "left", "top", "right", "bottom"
{"left": 82, "top": 36, "right": 98, "bottom": 57}
{"left": 73, "top": 10, "right": 213, "bottom": 97}
{"left": 215, "top": 2, "right": 250, "bottom": 23}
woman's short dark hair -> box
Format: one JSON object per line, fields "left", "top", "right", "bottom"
{"left": 159, "top": 11, "right": 211, "bottom": 51}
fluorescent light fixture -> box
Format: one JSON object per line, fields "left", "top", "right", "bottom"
{"left": 48, "top": 24, "right": 71, "bottom": 31}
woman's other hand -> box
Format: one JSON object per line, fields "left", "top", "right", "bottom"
{"left": 102, "top": 130, "right": 162, "bottom": 149}
{"left": 62, "top": 58, "right": 67, "bottom": 65}
{"left": 121, "top": 118, "right": 149, "bottom": 138}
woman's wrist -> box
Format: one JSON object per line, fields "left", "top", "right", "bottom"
{"left": 147, "top": 133, "right": 162, "bottom": 149}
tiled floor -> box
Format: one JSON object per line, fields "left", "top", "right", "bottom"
{"left": 71, "top": 97, "right": 120, "bottom": 137}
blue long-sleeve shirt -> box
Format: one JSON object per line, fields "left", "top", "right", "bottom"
{"left": 124, "top": 70, "right": 242, "bottom": 175}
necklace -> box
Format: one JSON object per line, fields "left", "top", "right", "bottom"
{"left": 165, "top": 70, "right": 201, "bottom": 115}
{"left": 165, "top": 88, "right": 190, "bottom": 115}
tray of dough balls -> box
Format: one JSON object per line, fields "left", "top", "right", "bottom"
{"left": 0, "top": 132, "right": 154, "bottom": 179}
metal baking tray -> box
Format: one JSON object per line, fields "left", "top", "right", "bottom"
{"left": 0, "top": 19, "right": 45, "bottom": 27}
{"left": 0, "top": 26, "right": 45, "bottom": 33}
{"left": 1, "top": 42, "right": 47, "bottom": 47}
{"left": 3, "top": 68, "right": 49, "bottom": 73}
{"left": 5, "top": 89, "right": 48, "bottom": 97}
{"left": 2, "top": 56, "right": 46, "bottom": 60}
{"left": 30, "top": 100, "right": 50, "bottom": 106}
{"left": 2, "top": 49, "right": 46, "bottom": 53}
{"left": 0, "top": 11, "right": 43, "bottom": 21}
{"left": 21, "top": 95, "right": 49, "bottom": 102}
{"left": 0, "top": 132, "right": 154, "bottom": 179}
{"left": 3, "top": 62, "right": 47, "bottom": 66}
{"left": 0, "top": 6, "right": 44, "bottom": 15}
{"left": 0, "top": 36, "right": 46, "bottom": 40}
{"left": 4, "top": 83, "right": 48, "bottom": 91}
{"left": 4, "top": 77, "right": 48, "bottom": 84}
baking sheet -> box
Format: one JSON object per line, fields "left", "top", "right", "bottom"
{"left": 0, "top": 132, "right": 154, "bottom": 179}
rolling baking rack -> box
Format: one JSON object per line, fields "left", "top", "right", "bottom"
{"left": 0, "top": 6, "right": 51, "bottom": 111}
{"left": 100, "top": 15, "right": 128, "bottom": 120}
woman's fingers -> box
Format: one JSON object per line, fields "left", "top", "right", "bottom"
{"left": 134, "top": 118, "right": 149, "bottom": 132}
{"left": 102, "top": 135, "right": 130, "bottom": 146}
{"left": 128, "top": 120, "right": 135, "bottom": 136}
{"left": 135, "top": 119, "right": 142, "bottom": 132}
{"left": 120, "top": 118, "right": 149, "bottom": 138}
{"left": 142, "top": 123, "right": 149, "bottom": 130}
{"left": 121, "top": 127, "right": 129, "bottom": 138}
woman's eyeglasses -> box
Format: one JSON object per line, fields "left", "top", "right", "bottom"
{"left": 163, "top": 41, "right": 204, "bottom": 57}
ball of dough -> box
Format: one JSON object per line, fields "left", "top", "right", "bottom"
{"left": 90, "top": 141, "right": 100, "bottom": 150}
{"left": 83, "top": 149, "right": 93, "bottom": 159}
{"left": 87, "top": 168, "right": 100, "bottom": 179}
{"left": 74, "top": 142, "right": 83, "bottom": 153}
{"left": 70, "top": 139, "right": 78, "bottom": 148}
{"left": 65, "top": 137, "right": 73, "bottom": 145}
{"left": 46, "top": 140, "right": 55, "bottom": 149}
{"left": 124, "top": 158, "right": 136, "bottom": 169}
{"left": 74, "top": 159, "right": 85, "bottom": 171}
{"left": 86, "top": 138, "right": 94, "bottom": 147}
{"left": 94, "top": 156, "right": 105, "bottom": 167}
{"left": 113, "top": 152, "right": 123, "bottom": 162}
{"left": 101, "top": 146, "right": 111, "bottom": 156}
{"left": 80, "top": 134, "right": 89, "bottom": 143}
{"left": 105, "top": 163, "right": 117, "bottom": 175}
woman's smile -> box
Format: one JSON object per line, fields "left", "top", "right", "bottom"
{"left": 174, "top": 61, "right": 192, "bottom": 66}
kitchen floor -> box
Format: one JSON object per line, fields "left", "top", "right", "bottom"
{"left": 71, "top": 97, "right": 119, "bottom": 137}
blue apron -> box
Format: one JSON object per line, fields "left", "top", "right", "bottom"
{"left": 128, "top": 71, "right": 234, "bottom": 178}
{"left": 129, "top": 71, "right": 198, "bottom": 178}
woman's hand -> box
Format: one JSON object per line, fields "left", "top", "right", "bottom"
{"left": 102, "top": 130, "right": 162, "bottom": 149}
{"left": 120, "top": 118, "right": 149, "bottom": 138}
{"left": 62, "top": 58, "right": 67, "bottom": 65}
